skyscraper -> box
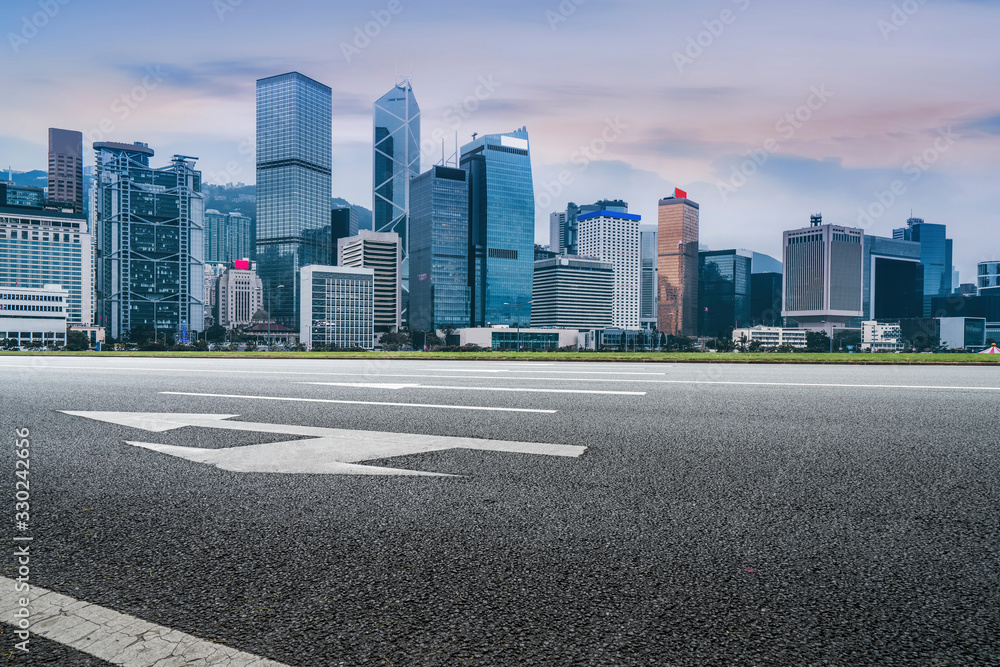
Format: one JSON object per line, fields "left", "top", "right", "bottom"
{"left": 460, "top": 127, "right": 535, "bottom": 327}
{"left": 256, "top": 72, "right": 333, "bottom": 329}
{"left": 549, "top": 210, "right": 567, "bottom": 255}
{"left": 893, "top": 217, "right": 954, "bottom": 316}
{"left": 782, "top": 216, "right": 863, "bottom": 329}
{"left": 409, "top": 165, "right": 470, "bottom": 331}
{"left": 863, "top": 235, "right": 923, "bottom": 320}
{"left": 577, "top": 209, "right": 641, "bottom": 329}
{"left": 205, "top": 209, "right": 254, "bottom": 264}
{"left": 94, "top": 142, "right": 204, "bottom": 340}
{"left": 698, "top": 249, "right": 752, "bottom": 337}
{"left": 48, "top": 128, "right": 83, "bottom": 213}
{"left": 657, "top": 190, "right": 699, "bottom": 336}
{"left": 531, "top": 255, "right": 613, "bottom": 330}
{"left": 373, "top": 77, "right": 420, "bottom": 316}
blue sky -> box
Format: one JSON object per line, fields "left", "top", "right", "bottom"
{"left": 1, "top": 0, "right": 998, "bottom": 279}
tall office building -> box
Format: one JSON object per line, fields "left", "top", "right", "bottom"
{"left": 460, "top": 127, "right": 535, "bottom": 327}
{"left": 893, "top": 217, "right": 953, "bottom": 317}
{"left": 0, "top": 196, "right": 90, "bottom": 325}
{"left": 782, "top": 216, "right": 863, "bottom": 329}
{"left": 531, "top": 255, "right": 613, "bottom": 330}
{"left": 330, "top": 206, "right": 360, "bottom": 262}
{"left": 373, "top": 77, "right": 420, "bottom": 315}
{"left": 409, "top": 165, "right": 470, "bottom": 331}
{"left": 48, "top": 128, "right": 83, "bottom": 213}
{"left": 256, "top": 72, "right": 333, "bottom": 330}
{"left": 640, "top": 229, "right": 658, "bottom": 330}
{"left": 699, "top": 249, "right": 752, "bottom": 337}
{"left": 338, "top": 231, "right": 401, "bottom": 332}
{"left": 657, "top": 190, "right": 699, "bottom": 336}
{"left": 552, "top": 199, "right": 629, "bottom": 257}
{"left": 94, "top": 142, "right": 204, "bottom": 340}
{"left": 863, "top": 235, "right": 923, "bottom": 320}
{"left": 205, "top": 209, "right": 254, "bottom": 264}
{"left": 577, "top": 209, "right": 641, "bottom": 329}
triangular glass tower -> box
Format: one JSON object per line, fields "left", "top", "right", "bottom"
{"left": 373, "top": 77, "right": 420, "bottom": 320}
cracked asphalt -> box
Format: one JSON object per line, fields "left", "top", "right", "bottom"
{"left": 1, "top": 357, "right": 998, "bottom": 666}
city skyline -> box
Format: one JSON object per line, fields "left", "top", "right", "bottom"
{"left": 1, "top": 0, "right": 998, "bottom": 281}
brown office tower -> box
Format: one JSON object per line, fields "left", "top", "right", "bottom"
{"left": 657, "top": 189, "right": 700, "bottom": 336}
{"left": 48, "top": 128, "right": 84, "bottom": 213}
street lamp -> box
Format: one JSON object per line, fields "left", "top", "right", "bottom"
{"left": 503, "top": 300, "right": 532, "bottom": 351}
{"left": 267, "top": 284, "right": 284, "bottom": 350}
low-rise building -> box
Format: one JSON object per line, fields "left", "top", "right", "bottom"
{"left": 300, "top": 265, "right": 375, "bottom": 350}
{"left": 732, "top": 326, "right": 808, "bottom": 349}
{"left": 861, "top": 320, "right": 902, "bottom": 352}
{"left": 458, "top": 326, "right": 579, "bottom": 351}
{"left": 0, "top": 284, "right": 68, "bottom": 348}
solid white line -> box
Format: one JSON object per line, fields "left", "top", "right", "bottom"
{"left": 0, "top": 576, "right": 290, "bottom": 666}
{"left": 425, "top": 367, "right": 668, "bottom": 375}
{"left": 298, "top": 382, "right": 646, "bottom": 396}
{"left": 159, "top": 391, "right": 558, "bottom": 413}
{"left": 652, "top": 380, "right": 1000, "bottom": 391}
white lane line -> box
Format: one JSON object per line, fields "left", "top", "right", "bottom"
{"left": 425, "top": 367, "right": 668, "bottom": 375}
{"left": 298, "top": 382, "right": 646, "bottom": 396}
{"left": 159, "top": 392, "right": 558, "bottom": 413}
{"left": 0, "top": 576, "right": 291, "bottom": 666}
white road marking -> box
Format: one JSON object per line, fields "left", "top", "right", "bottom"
{"left": 652, "top": 380, "right": 1000, "bottom": 391}
{"left": 158, "top": 392, "right": 557, "bottom": 413}
{"left": 298, "top": 382, "right": 646, "bottom": 396}
{"left": 425, "top": 367, "right": 668, "bottom": 375}
{"left": 0, "top": 576, "right": 291, "bottom": 666}
{"left": 62, "top": 412, "right": 587, "bottom": 476}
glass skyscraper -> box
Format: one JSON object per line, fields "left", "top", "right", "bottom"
{"left": 640, "top": 229, "right": 658, "bottom": 329}
{"left": 893, "top": 218, "right": 953, "bottom": 317}
{"left": 373, "top": 78, "right": 420, "bottom": 315}
{"left": 698, "top": 249, "right": 752, "bottom": 337}
{"left": 94, "top": 142, "right": 204, "bottom": 340}
{"left": 460, "top": 127, "right": 534, "bottom": 327}
{"left": 409, "top": 165, "right": 470, "bottom": 331}
{"left": 256, "top": 72, "right": 332, "bottom": 330}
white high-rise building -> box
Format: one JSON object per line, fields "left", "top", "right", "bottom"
{"left": 577, "top": 209, "right": 641, "bottom": 329}
{"left": 549, "top": 211, "right": 567, "bottom": 254}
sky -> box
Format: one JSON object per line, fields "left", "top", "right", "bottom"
{"left": 1, "top": 0, "right": 998, "bottom": 280}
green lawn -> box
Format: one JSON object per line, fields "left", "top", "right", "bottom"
{"left": 2, "top": 350, "right": 998, "bottom": 364}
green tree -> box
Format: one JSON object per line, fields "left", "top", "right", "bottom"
{"left": 65, "top": 329, "right": 90, "bottom": 351}
{"left": 205, "top": 324, "right": 228, "bottom": 342}
{"left": 805, "top": 331, "right": 831, "bottom": 353}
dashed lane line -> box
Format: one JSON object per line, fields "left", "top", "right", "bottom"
{"left": 298, "top": 382, "right": 646, "bottom": 395}
{"left": 159, "top": 392, "right": 558, "bottom": 413}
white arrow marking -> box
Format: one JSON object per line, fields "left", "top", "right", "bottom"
{"left": 62, "top": 412, "right": 587, "bottom": 477}
{"left": 299, "top": 382, "right": 646, "bottom": 396}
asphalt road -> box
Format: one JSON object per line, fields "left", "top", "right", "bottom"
{"left": 1, "top": 357, "right": 998, "bottom": 666}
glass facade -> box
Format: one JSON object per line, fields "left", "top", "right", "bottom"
{"left": 461, "top": 128, "right": 535, "bottom": 327}
{"left": 640, "top": 230, "right": 657, "bottom": 325}
{"left": 657, "top": 196, "right": 699, "bottom": 336}
{"left": 978, "top": 261, "right": 1000, "bottom": 293}
{"left": 893, "top": 218, "right": 953, "bottom": 316}
{"left": 256, "top": 72, "right": 333, "bottom": 330}
{"left": 205, "top": 210, "right": 254, "bottom": 264}
{"left": 94, "top": 143, "right": 204, "bottom": 340}
{"left": 373, "top": 79, "right": 420, "bottom": 261}
{"left": 0, "top": 209, "right": 90, "bottom": 325}
{"left": 750, "top": 272, "right": 782, "bottom": 326}
{"left": 698, "top": 249, "right": 752, "bottom": 337}
{"left": 409, "top": 165, "right": 470, "bottom": 331}
{"left": 491, "top": 330, "right": 559, "bottom": 351}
